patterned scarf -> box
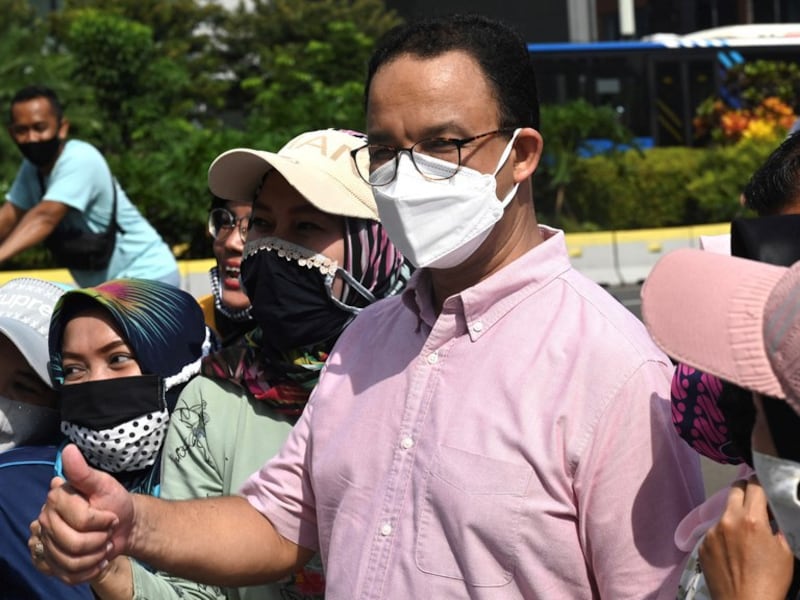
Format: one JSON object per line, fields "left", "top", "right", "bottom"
{"left": 201, "top": 218, "right": 411, "bottom": 416}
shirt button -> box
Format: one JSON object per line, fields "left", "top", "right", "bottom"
{"left": 427, "top": 352, "right": 438, "bottom": 365}
{"left": 400, "top": 437, "right": 414, "bottom": 449}
{"left": 472, "top": 321, "right": 484, "bottom": 333}
{"left": 380, "top": 522, "right": 393, "bottom": 536}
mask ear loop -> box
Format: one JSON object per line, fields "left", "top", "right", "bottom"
{"left": 491, "top": 128, "right": 522, "bottom": 177}
{"left": 244, "top": 234, "right": 377, "bottom": 316}
{"left": 326, "top": 268, "right": 376, "bottom": 315}
{"left": 492, "top": 128, "right": 522, "bottom": 209}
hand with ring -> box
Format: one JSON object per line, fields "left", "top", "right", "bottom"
{"left": 28, "top": 518, "right": 53, "bottom": 575}
{"left": 31, "top": 445, "right": 134, "bottom": 585}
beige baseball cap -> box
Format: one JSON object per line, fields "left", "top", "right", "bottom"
{"left": 207, "top": 129, "right": 377, "bottom": 220}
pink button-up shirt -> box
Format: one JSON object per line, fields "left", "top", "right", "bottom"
{"left": 241, "top": 228, "right": 704, "bottom": 599}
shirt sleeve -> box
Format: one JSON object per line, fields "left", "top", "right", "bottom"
{"left": 6, "top": 162, "right": 40, "bottom": 210}
{"left": 574, "top": 360, "right": 705, "bottom": 599}
{"left": 42, "top": 141, "right": 111, "bottom": 214}
{"left": 131, "top": 558, "right": 226, "bottom": 600}
{"left": 239, "top": 397, "right": 319, "bottom": 552}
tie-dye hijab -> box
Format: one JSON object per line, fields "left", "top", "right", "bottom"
{"left": 201, "top": 218, "right": 411, "bottom": 416}
{"left": 48, "top": 279, "right": 212, "bottom": 492}
{"left": 48, "top": 279, "right": 212, "bottom": 407}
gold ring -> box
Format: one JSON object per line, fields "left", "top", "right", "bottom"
{"left": 32, "top": 540, "right": 45, "bottom": 560}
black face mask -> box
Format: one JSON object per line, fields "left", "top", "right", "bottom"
{"left": 16, "top": 135, "right": 62, "bottom": 167}
{"left": 240, "top": 239, "right": 356, "bottom": 354}
{"left": 59, "top": 374, "right": 164, "bottom": 430}
{"left": 59, "top": 375, "right": 168, "bottom": 474}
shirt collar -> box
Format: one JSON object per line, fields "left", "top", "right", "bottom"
{"left": 400, "top": 226, "right": 572, "bottom": 339}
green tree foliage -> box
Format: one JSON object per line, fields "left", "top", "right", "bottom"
{"left": 243, "top": 22, "right": 374, "bottom": 138}
{"left": 66, "top": 11, "right": 185, "bottom": 149}
{"left": 556, "top": 138, "right": 776, "bottom": 231}
{"left": 538, "top": 99, "right": 636, "bottom": 224}
{"left": 50, "top": 0, "right": 228, "bottom": 121}
{"left": 0, "top": 0, "right": 74, "bottom": 194}
{"left": 224, "top": 0, "right": 402, "bottom": 137}
{"left": 1, "top": 0, "right": 402, "bottom": 265}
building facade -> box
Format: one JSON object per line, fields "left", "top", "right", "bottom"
{"left": 385, "top": 0, "right": 800, "bottom": 43}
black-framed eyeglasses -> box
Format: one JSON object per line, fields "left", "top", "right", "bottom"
{"left": 350, "top": 127, "right": 516, "bottom": 186}
{"left": 208, "top": 208, "right": 251, "bottom": 242}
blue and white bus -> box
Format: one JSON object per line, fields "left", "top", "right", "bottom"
{"left": 528, "top": 24, "right": 800, "bottom": 146}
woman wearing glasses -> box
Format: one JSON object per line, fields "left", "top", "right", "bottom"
{"left": 82, "top": 129, "right": 410, "bottom": 600}
{"left": 198, "top": 198, "right": 255, "bottom": 346}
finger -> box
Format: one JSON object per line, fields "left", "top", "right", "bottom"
{"left": 39, "top": 528, "right": 112, "bottom": 585}
{"left": 741, "top": 475, "right": 770, "bottom": 518}
{"left": 43, "top": 480, "right": 118, "bottom": 533}
{"left": 29, "top": 539, "right": 55, "bottom": 576}
{"left": 43, "top": 504, "right": 114, "bottom": 559}
{"left": 724, "top": 478, "right": 748, "bottom": 511}
{"left": 61, "top": 444, "right": 109, "bottom": 499}
{"left": 29, "top": 536, "right": 46, "bottom": 561}
{"left": 29, "top": 519, "right": 42, "bottom": 537}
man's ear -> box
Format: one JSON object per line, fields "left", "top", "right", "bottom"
{"left": 58, "top": 117, "right": 70, "bottom": 140}
{"left": 512, "top": 127, "right": 543, "bottom": 183}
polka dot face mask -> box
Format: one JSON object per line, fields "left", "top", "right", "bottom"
{"left": 59, "top": 374, "right": 168, "bottom": 473}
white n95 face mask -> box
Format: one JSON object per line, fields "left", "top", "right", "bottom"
{"left": 0, "top": 395, "right": 60, "bottom": 452}
{"left": 372, "top": 129, "right": 521, "bottom": 269}
{"left": 752, "top": 450, "right": 800, "bottom": 558}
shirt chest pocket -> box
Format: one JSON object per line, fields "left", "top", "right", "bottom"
{"left": 415, "top": 445, "right": 532, "bottom": 587}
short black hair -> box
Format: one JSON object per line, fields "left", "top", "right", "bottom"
{"left": 365, "top": 13, "right": 539, "bottom": 130}
{"left": 9, "top": 85, "right": 63, "bottom": 123}
{"left": 743, "top": 132, "right": 800, "bottom": 216}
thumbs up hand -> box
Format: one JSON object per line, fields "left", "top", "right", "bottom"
{"left": 30, "top": 444, "right": 135, "bottom": 585}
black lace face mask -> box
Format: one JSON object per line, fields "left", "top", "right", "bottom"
{"left": 240, "top": 237, "right": 374, "bottom": 355}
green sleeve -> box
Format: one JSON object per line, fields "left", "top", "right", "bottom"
{"left": 132, "top": 376, "right": 295, "bottom": 600}
{"left": 131, "top": 558, "right": 226, "bottom": 600}
{"left": 131, "top": 377, "right": 228, "bottom": 600}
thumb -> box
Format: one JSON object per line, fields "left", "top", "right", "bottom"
{"left": 61, "top": 443, "right": 109, "bottom": 499}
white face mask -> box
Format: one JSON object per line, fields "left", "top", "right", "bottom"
{"left": 752, "top": 449, "right": 800, "bottom": 557}
{"left": 372, "top": 129, "right": 521, "bottom": 269}
{"left": 0, "top": 394, "right": 60, "bottom": 452}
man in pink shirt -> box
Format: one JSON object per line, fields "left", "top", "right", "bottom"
{"left": 32, "top": 14, "right": 703, "bottom": 599}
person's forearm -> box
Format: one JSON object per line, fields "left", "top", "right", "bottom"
{"left": 126, "top": 494, "right": 312, "bottom": 587}
{"left": 0, "top": 213, "right": 57, "bottom": 262}
{"left": 91, "top": 556, "right": 134, "bottom": 600}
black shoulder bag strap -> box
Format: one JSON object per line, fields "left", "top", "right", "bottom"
{"left": 37, "top": 164, "right": 125, "bottom": 236}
